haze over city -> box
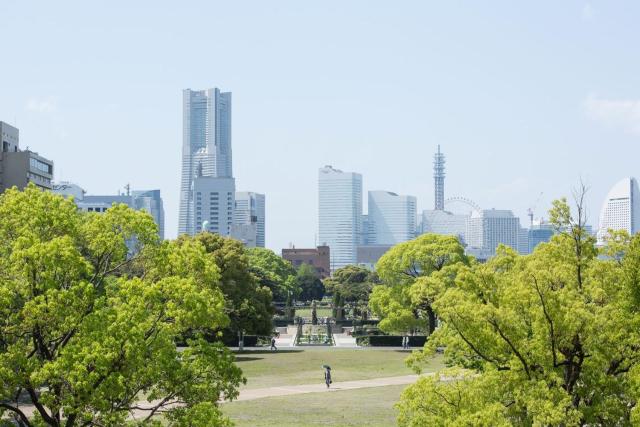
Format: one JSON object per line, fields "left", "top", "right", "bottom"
{"left": 2, "top": 1, "right": 639, "bottom": 251}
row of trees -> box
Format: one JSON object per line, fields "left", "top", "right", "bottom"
{"left": 0, "top": 185, "right": 330, "bottom": 426}
{"left": 367, "top": 196, "right": 640, "bottom": 425}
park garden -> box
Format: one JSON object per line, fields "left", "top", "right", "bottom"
{"left": 2, "top": 186, "right": 640, "bottom": 426}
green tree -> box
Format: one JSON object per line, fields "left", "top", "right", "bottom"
{"left": 176, "top": 233, "right": 274, "bottom": 342}
{"left": 325, "top": 265, "right": 378, "bottom": 320}
{"left": 369, "top": 234, "right": 468, "bottom": 334}
{"left": 245, "top": 247, "right": 297, "bottom": 302}
{"left": 295, "top": 263, "right": 325, "bottom": 302}
{"left": 398, "top": 197, "right": 640, "bottom": 425}
{"left": 0, "top": 185, "right": 243, "bottom": 426}
{"left": 324, "top": 265, "right": 377, "bottom": 303}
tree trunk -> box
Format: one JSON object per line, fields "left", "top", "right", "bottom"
{"left": 426, "top": 306, "right": 437, "bottom": 335}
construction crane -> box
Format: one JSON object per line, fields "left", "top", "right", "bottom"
{"left": 527, "top": 192, "right": 544, "bottom": 227}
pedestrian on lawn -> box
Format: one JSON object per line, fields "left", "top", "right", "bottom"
{"left": 323, "top": 365, "right": 332, "bottom": 388}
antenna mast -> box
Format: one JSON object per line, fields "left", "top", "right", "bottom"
{"left": 434, "top": 145, "right": 446, "bottom": 210}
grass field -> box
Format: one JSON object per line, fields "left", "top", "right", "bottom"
{"left": 234, "top": 347, "right": 443, "bottom": 390}
{"left": 294, "top": 307, "right": 333, "bottom": 317}
{"left": 223, "top": 384, "right": 407, "bottom": 427}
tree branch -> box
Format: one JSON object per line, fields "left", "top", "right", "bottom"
{"left": 0, "top": 402, "right": 33, "bottom": 427}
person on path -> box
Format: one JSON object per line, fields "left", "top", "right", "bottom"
{"left": 324, "top": 365, "right": 332, "bottom": 388}
{"left": 270, "top": 336, "right": 277, "bottom": 351}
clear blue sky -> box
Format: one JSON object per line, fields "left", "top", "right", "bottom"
{"left": 2, "top": 1, "right": 639, "bottom": 251}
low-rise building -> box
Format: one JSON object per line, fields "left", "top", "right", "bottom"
{"left": 0, "top": 121, "right": 54, "bottom": 192}
{"left": 282, "top": 245, "right": 330, "bottom": 278}
{"left": 53, "top": 182, "right": 165, "bottom": 240}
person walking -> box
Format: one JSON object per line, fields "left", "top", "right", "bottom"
{"left": 270, "top": 336, "right": 277, "bottom": 351}
{"left": 323, "top": 365, "right": 332, "bottom": 388}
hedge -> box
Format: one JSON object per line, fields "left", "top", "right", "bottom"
{"left": 356, "top": 335, "right": 428, "bottom": 347}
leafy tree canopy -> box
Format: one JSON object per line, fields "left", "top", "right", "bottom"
{"left": 245, "top": 247, "right": 297, "bottom": 302}
{"left": 398, "top": 198, "right": 640, "bottom": 426}
{"left": 176, "top": 233, "right": 274, "bottom": 337}
{"left": 370, "top": 234, "right": 469, "bottom": 334}
{"left": 0, "top": 185, "right": 243, "bottom": 426}
{"left": 324, "top": 265, "right": 378, "bottom": 304}
{"left": 295, "top": 263, "right": 325, "bottom": 302}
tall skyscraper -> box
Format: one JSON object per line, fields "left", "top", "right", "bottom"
{"left": 368, "top": 190, "right": 416, "bottom": 245}
{"left": 234, "top": 191, "right": 265, "bottom": 247}
{"left": 178, "top": 88, "right": 232, "bottom": 235}
{"left": 318, "top": 165, "right": 362, "bottom": 271}
{"left": 597, "top": 177, "right": 640, "bottom": 244}
{"left": 434, "top": 145, "right": 445, "bottom": 210}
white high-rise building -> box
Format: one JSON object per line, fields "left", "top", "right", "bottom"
{"left": 178, "top": 88, "right": 232, "bottom": 236}
{"left": 193, "top": 177, "right": 235, "bottom": 236}
{"left": 597, "top": 177, "right": 640, "bottom": 244}
{"left": 234, "top": 191, "right": 265, "bottom": 247}
{"left": 421, "top": 210, "right": 468, "bottom": 241}
{"left": 368, "top": 191, "right": 416, "bottom": 245}
{"left": 466, "top": 209, "right": 520, "bottom": 256}
{"left": 318, "top": 165, "right": 362, "bottom": 271}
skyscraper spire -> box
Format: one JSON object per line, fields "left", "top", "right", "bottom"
{"left": 434, "top": 145, "right": 445, "bottom": 210}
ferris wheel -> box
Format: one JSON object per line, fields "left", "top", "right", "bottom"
{"left": 444, "top": 196, "right": 481, "bottom": 215}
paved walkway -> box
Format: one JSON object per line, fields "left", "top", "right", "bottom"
{"left": 230, "top": 373, "right": 428, "bottom": 402}
{"left": 5, "top": 374, "right": 428, "bottom": 421}
{"left": 333, "top": 333, "right": 358, "bottom": 347}
{"left": 275, "top": 333, "right": 295, "bottom": 347}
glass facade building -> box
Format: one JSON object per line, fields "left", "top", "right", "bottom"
{"left": 367, "top": 191, "right": 416, "bottom": 245}
{"left": 178, "top": 88, "right": 232, "bottom": 236}
{"left": 597, "top": 177, "right": 640, "bottom": 244}
{"left": 234, "top": 191, "right": 265, "bottom": 247}
{"left": 318, "top": 165, "right": 362, "bottom": 271}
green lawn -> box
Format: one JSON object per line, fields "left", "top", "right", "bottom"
{"left": 294, "top": 308, "right": 333, "bottom": 317}
{"left": 223, "top": 384, "right": 407, "bottom": 427}
{"left": 234, "top": 347, "right": 443, "bottom": 390}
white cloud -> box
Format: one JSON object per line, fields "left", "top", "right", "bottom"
{"left": 582, "top": 3, "right": 596, "bottom": 21}
{"left": 25, "top": 97, "right": 57, "bottom": 113}
{"left": 585, "top": 94, "right": 640, "bottom": 135}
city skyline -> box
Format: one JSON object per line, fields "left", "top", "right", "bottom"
{"left": 2, "top": 2, "right": 640, "bottom": 251}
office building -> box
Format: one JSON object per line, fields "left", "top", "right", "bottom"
{"left": 52, "top": 182, "right": 85, "bottom": 200}
{"left": 528, "top": 222, "right": 555, "bottom": 253}
{"left": 361, "top": 214, "right": 373, "bottom": 245}
{"left": 234, "top": 191, "right": 265, "bottom": 247}
{"left": 518, "top": 227, "right": 530, "bottom": 255}
{"left": 0, "top": 121, "right": 54, "bottom": 192}
{"left": 357, "top": 244, "right": 392, "bottom": 270}
{"left": 1, "top": 121, "right": 19, "bottom": 153}
{"left": 132, "top": 190, "right": 165, "bottom": 240}
{"left": 178, "top": 88, "right": 232, "bottom": 235}
{"left": 282, "top": 245, "right": 330, "bottom": 278}
{"left": 421, "top": 209, "right": 468, "bottom": 241}
{"left": 53, "top": 183, "right": 165, "bottom": 239}
{"left": 466, "top": 209, "right": 520, "bottom": 256}
{"left": 318, "top": 165, "right": 362, "bottom": 271}
{"left": 193, "top": 176, "right": 235, "bottom": 236}
{"left": 597, "top": 177, "right": 640, "bottom": 244}
{"left": 368, "top": 191, "right": 417, "bottom": 245}
{"left": 230, "top": 223, "right": 257, "bottom": 248}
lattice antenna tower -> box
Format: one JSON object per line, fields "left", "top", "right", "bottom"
{"left": 434, "top": 145, "right": 446, "bottom": 210}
